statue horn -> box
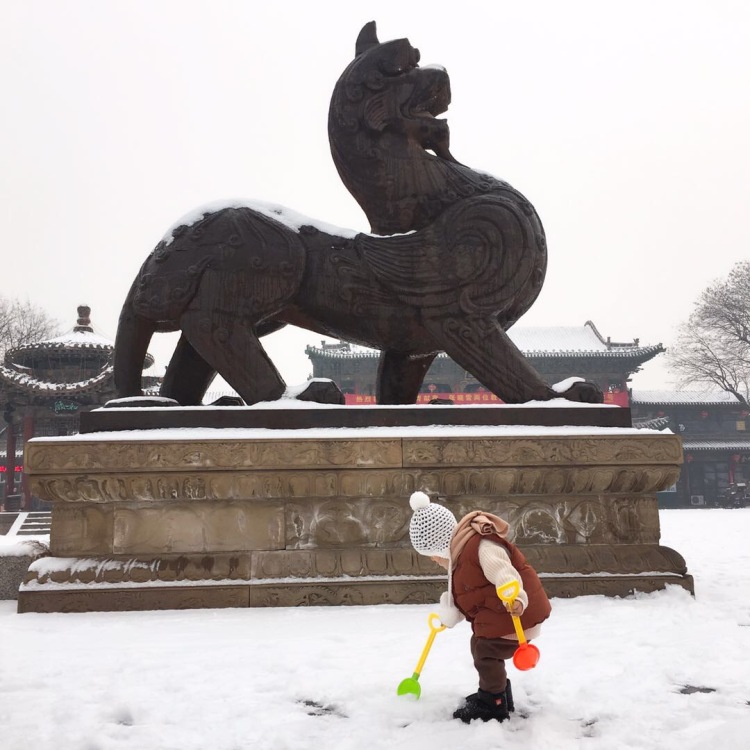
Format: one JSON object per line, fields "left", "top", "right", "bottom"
{"left": 356, "top": 21, "right": 379, "bottom": 56}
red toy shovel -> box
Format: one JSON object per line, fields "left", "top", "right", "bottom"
{"left": 496, "top": 580, "right": 541, "bottom": 671}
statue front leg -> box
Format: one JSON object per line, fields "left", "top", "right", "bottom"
{"left": 179, "top": 308, "right": 286, "bottom": 406}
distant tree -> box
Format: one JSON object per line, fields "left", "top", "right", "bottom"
{"left": 670, "top": 261, "right": 750, "bottom": 405}
{"left": 0, "top": 296, "right": 59, "bottom": 360}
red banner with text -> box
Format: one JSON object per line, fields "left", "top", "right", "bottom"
{"left": 344, "top": 392, "right": 503, "bottom": 405}
{"left": 344, "top": 388, "right": 629, "bottom": 406}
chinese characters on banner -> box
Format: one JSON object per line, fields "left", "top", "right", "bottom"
{"left": 345, "top": 392, "right": 503, "bottom": 405}
{"left": 344, "top": 388, "right": 630, "bottom": 406}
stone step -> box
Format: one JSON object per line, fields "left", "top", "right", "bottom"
{"left": 6, "top": 512, "right": 51, "bottom": 536}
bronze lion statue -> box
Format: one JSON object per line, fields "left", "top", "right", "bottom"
{"left": 114, "top": 22, "right": 602, "bottom": 406}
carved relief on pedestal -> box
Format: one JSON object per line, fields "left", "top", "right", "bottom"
{"left": 30, "top": 455, "right": 679, "bottom": 510}
{"left": 438, "top": 494, "right": 660, "bottom": 546}
{"left": 285, "top": 498, "right": 410, "bottom": 549}
{"left": 248, "top": 580, "right": 444, "bottom": 608}
{"left": 522, "top": 543, "right": 688, "bottom": 576}
{"left": 402, "top": 435, "right": 683, "bottom": 468}
{"left": 251, "top": 547, "right": 438, "bottom": 580}
{"left": 24, "top": 552, "right": 255, "bottom": 588}
{"left": 27, "top": 438, "right": 403, "bottom": 474}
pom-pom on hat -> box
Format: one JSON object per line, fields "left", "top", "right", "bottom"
{"left": 409, "top": 491, "right": 457, "bottom": 557}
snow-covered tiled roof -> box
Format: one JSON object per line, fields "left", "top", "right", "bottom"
{"left": 43, "top": 330, "right": 115, "bottom": 349}
{"left": 6, "top": 305, "right": 115, "bottom": 360}
{"left": 0, "top": 304, "right": 153, "bottom": 395}
{"left": 632, "top": 390, "right": 743, "bottom": 406}
{"left": 633, "top": 416, "right": 671, "bottom": 430}
{"left": 0, "top": 362, "right": 114, "bottom": 394}
{"left": 307, "top": 322, "right": 662, "bottom": 359}
{"left": 510, "top": 325, "right": 609, "bottom": 353}
{"left": 9, "top": 328, "right": 114, "bottom": 355}
{"left": 682, "top": 439, "right": 750, "bottom": 451}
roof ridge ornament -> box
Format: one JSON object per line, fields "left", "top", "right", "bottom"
{"left": 74, "top": 305, "right": 93, "bottom": 333}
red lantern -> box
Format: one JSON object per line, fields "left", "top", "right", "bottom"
{"left": 686, "top": 454, "right": 694, "bottom": 463}
{"left": 700, "top": 410, "right": 709, "bottom": 419}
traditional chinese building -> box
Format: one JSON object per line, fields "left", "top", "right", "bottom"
{"left": 305, "top": 321, "right": 664, "bottom": 406}
{"left": 0, "top": 306, "right": 157, "bottom": 509}
{"left": 630, "top": 390, "right": 750, "bottom": 508}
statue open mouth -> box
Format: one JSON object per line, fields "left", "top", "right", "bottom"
{"left": 409, "top": 67, "right": 451, "bottom": 119}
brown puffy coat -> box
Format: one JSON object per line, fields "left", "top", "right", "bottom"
{"left": 451, "top": 533, "right": 551, "bottom": 638}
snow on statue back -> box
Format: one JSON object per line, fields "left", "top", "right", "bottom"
{"left": 113, "top": 21, "right": 603, "bottom": 407}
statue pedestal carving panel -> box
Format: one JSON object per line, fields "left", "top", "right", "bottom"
{"left": 18, "top": 423, "right": 692, "bottom": 612}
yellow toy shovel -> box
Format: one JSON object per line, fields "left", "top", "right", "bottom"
{"left": 397, "top": 612, "right": 446, "bottom": 698}
{"left": 496, "top": 580, "right": 540, "bottom": 671}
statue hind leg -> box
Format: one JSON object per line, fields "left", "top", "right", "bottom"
{"left": 178, "top": 308, "right": 286, "bottom": 405}
{"left": 424, "top": 317, "right": 556, "bottom": 403}
{"left": 376, "top": 350, "right": 438, "bottom": 404}
{"left": 424, "top": 317, "right": 603, "bottom": 404}
{"left": 161, "top": 334, "right": 217, "bottom": 405}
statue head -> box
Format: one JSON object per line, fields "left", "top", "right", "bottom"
{"left": 328, "top": 21, "right": 454, "bottom": 234}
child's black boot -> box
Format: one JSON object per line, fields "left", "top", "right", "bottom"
{"left": 505, "top": 679, "right": 515, "bottom": 713}
{"left": 453, "top": 687, "right": 511, "bottom": 723}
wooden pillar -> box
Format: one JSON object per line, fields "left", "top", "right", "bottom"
{"left": 21, "top": 411, "right": 34, "bottom": 510}
{"left": 3, "top": 403, "right": 16, "bottom": 503}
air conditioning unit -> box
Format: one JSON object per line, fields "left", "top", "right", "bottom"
{"left": 690, "top": 495, "right": 705, "bottom": 506}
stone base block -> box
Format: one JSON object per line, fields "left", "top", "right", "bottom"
{"left": 16, "top": 539, "right": 694, "bottom": 612}
{"left": 17, "top": 585, "right": 250, "bottom": 613}
{"left": 17, "top": 571, "right": 694, "bottom": 613}
{"left": 20, "top": 423, "right": 693, "bottom": 613}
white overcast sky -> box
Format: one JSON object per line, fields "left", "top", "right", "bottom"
{"left": 2, "top": 0, "right": 749, "bottom": 391}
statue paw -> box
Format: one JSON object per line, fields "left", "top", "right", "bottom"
{"left": 558, "top": 380, "right": 604, "bottom": 404}
{"left": 288, "top": 379, "right": 345, "bottom": 405}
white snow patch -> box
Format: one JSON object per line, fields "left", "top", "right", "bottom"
{"left": 162, "top": 199, "right": 360, "bottom": 246}
{"left": 97, "top": 397, "right": 620, "bottom": 413}
{"left": 2, "top": 509, "right": 749, "bottom": 749}
{"left": 29, "top": 423, "right": 659, "bottom": 444}
{"left": 551, "top": 377, "right": 585, "bottom": 393}
{"left": 0, "top": 537, "right": 48, "bottom": 557}
{"left": 105, "top": 396, "right": 180, "bottom": 407}
{"left": 44, "top": 329, "right": 114, "bottom": 347}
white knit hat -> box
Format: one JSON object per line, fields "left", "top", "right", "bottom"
{"left": 408, "top": 491, "right": 457, "bottom": 557}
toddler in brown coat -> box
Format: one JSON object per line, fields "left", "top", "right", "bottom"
{"left": 408, "top": 491, "right": 551, "bottom": 723}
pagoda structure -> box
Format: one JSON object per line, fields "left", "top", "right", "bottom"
{"left": 0, "top": 306, "right": 156, "bottom": 509}
{"left": 306, "top": 321, "right": 664, "bottom": 407}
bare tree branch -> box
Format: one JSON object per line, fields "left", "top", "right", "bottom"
{"left": 669, "top": 261, "right": 750, "bottom": 405}
{"left": 0, "top": 296, "right": 59, "bottom": 360}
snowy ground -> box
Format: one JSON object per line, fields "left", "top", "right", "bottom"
{"left": 1, "top": 509, "right": 749, "bottom": 750}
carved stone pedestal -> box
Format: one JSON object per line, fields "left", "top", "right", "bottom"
{"left": 18, "top": 420, "right": 692, "bottom": 612}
